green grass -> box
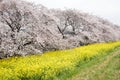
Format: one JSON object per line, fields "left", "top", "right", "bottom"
{"left": 69, "top": 47, "right": 120, "bottom": 80}
{"left": 0, "top": 41, "right": 120, "bottom": 80}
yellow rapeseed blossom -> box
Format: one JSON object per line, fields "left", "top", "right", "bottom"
{"left": 0, "top": 41, "right": 120, "bottom": 80}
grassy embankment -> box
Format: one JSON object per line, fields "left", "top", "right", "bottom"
{"left": 0, "top": 41, "right": 120, "bottom": 80}
{"left": 69, "top": 46, "right": 120, "bottom": 80}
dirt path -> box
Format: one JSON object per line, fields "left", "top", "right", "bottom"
{"left": 70, "top": 48, "right": 120, "bottom": 80}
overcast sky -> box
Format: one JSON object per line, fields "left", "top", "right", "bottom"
{"left": 25, "top": 0, "right": 120, "bottom": 25}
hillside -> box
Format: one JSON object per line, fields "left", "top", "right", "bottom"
{"left": 0, "top": 41, "right": 120, "bottom": 80}
{"left": 0, "top": 0, "right": 120, "bottom": 58}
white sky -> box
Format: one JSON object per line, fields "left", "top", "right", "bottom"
{"left": 25, "top": 0, "right": 120, "bottom": 25}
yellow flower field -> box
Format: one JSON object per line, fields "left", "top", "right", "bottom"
{"left": 0, "top": 41, "right": 120, "bottom": 80}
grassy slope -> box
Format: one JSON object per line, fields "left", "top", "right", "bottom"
{"left": 69, "top": 48, "right": 120, "bottom": 80}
